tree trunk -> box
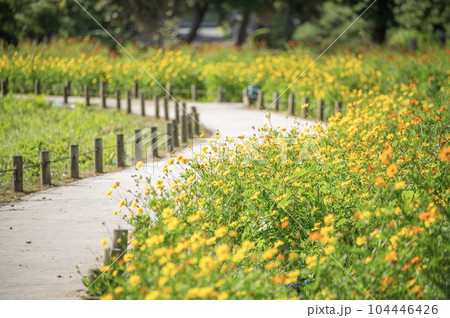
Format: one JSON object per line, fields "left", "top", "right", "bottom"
{"left": 186, "top": 2, "right": 209, "bottom": 43}
{"left": 235, "top": 10, "right": 250, "bottom": 46}
{"left": 284, "top": 0, "right": 293, "bottom": 42}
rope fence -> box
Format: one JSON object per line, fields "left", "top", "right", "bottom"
{"left": 1, "top": 77, "right": 206, "bottom": 193}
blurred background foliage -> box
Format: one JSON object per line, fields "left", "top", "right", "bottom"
{"left": 0, "top": 0, "right": 448, "bottom": 49}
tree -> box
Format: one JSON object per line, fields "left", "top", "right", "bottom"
{"left": 185, "top": 1, "right": 209, "bottom": 44}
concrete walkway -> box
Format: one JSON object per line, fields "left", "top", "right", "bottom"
{"left": 0, "top": 95, "right": 318, "bottom": 299}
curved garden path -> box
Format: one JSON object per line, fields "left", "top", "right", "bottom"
{"left": 0, "top": 95, "right": 319, "bottom": 299}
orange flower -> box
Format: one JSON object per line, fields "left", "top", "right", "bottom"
{"left": 409, "top": 83, "right": 416, "bottom": 88}
{"left": 439, "top": 146, "right": 450, "bottom": 162}
{"left": 379, "top": 149, "right": 393, "bottom": 164}
{"left": 414, "top": 116, "right": 421, "bottom": 123}
{"left": 402, "top": 264, "right": 411, "bottom": 271}
{"left": 271, "top": 275, "right": 286, "bottom": 284}
{"left": 428, "top": 77, "right": 434, "bottom": 82}
{"left": 386, "top": 163, "right": 398, "bottom": 178}
{"left": 281, "top": 220, "right": 290, "bottom": 229}
{"left": 374, "top": 175, "right": 387, "bottom": 186}
{"left": 309, "top": 231, "right": 323, "bottom": 242}
{"left": 434, "top": 117, "right": 442, "bottom": 121}
{"left": 383, "top": 250, "right": 398, "bottom": 263}
{"left": 381, "top": 276, "right": 394, "bottom": 285}
{"left": 416, "top": 288, "right": 423, "bottom": 299}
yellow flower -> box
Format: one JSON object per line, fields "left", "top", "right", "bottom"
{"left": 128, "top": 275, "right": 141, "bottom": 287}
{"left": 356, "top": 236, "right": 367, "bottom": 246}
{"left": 365, "top": 256, "right": 373, "bottom": 264}
{"left": 119, "top": 198, "right": 127, "bottom": 207}
{"left": 199, "top": 256, "right": 218, "bottom": 274}
{"left": 114, "top": 286, "right": 123, "bottom": 294}
{"left": 395, "top": 181, "right": 407, "bottom": 190}
{"left": 324, "top": 214, "right": 335, "bottom": 225}
{"left": 214, "top": 226, "right": 227, "bottom": 238}
{"left": 112, "top": 181, "right": 120, "bottom": 189}
{"left": 215, "top": 279, "right": 226, "bottom": 288}
{"left": 145, "top": 290, "right": 160, "bottom": 300}
{"left": 305, "top": 255, "right": 318, "bottom": 268}
{"left": 215, "top": 243, "right": 231, "bottom": 262}
{"left": 217, "top": 292, "right": 229, "bottom": 300}
{"left": 123, "top": 254, "right": 133, "bottom": 262}
{"left": 136, "top": 161, "right": 144, "bottom": 170}
{"left": 99, "top": 293, "right": 114, "bottom": 300}
{"left": 126, "top": 264, "right": 136, "bottom": 272}
{"left": 106, "top": 189, "right": 113, "bottom": 196}
{"left": 100, "top": 265, "right": 110, "bottom": 273}
{"left": 158, "top": 276, "right": 169, "bottom": 287}
{"left": 262, "top": 247, "right": 278, "bottom": 260}
{"left": 101, "top": 238, "right": 108, "bottom": 247}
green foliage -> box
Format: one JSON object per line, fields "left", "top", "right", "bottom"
{"left": 292, "top": 2, "right": 371, "bottom": 48}
{"left": 0, "top": 95, "right": 161, "bottom": 198}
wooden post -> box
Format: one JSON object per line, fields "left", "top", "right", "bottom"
{"left": 334, "top": 100, "right": 341, "bottom": 115}
{"left": 301, "top": 96, "right": 309, "bottom": 119}
{"left": 166, "top": 122, "right": 173, "bottom": 154}
{"left": 191, "top": 84, "right": 197, "bottom": 101}
{"left": 126, "top": 90, "right": 131, "bottom": 114}
{"left": 111, "top": 229, "right": 128, "bottom": 261}
{"left": 180, "top": 102, "right": 187, "bottom": 117}
{"left": 172, "top": 120, "right": 179, "bottom": 147}
{"left": 273, "top": 92, "right": 279, "bottom": 111}
{"left": 154, "top": 95, "right": 160, "bottom": 118}
{"left": 194, "top": 113, "right": 200, "bottom": 136}
{"left": 166, "top": 83, "right": 172, "bottom": 98}
{"left": 116, "top": 90, "right": 121, "bottom": 110}
{"left": 116, "top": 134, "right": 124, "bottom": 167}
{"left": 164, "top": 97, "right": 169, "bottom": 120}
{"left": 134, "top": 130, "right": 142, "bottom": 163}
{"left": 181, "top": 115, "right": 187, "bottom": 143}
{"left": 257, "top": 90, "right": 264, "bottom": 109}
{"left": 63, "top": 85, "right": 68, "bottom": 104}
{"left": 288, "top": 93, "right": 295, "bottom": 115}
{"left": 84, "top": 85, "right": 90, "bottom": 106}
{"left": 12, "top": 156, "right": 23, "bottom": 192}
{"left": 1, "top": 78, "right": 8, "bottom": 97}
{"left": 134, "top": 81, "right": 139, "bottom": 98}
{"left": 140, "top": 93, "right": 145, "bottom": 116}
{"left": 94, "top": 138, "right": 103, "bottom": 173}
{"left": 318, "top": 99, "right": 324, "bottom": 122}
{"left": 100, "top": 81, "right": 106, "bottom": 109}
{"left": 175, "top": 101, "right": 180, "bottom": 122}
{"left": 243, "top": 88, "right": 250, "bottom": 106}
{"left": 70, "top": 145, "right": 79, "bottom": 179}
{"left": 35, "top": 79, "right": 40, "bottom": 95}
{"left": 151, "top": 126, "right": 158, "bottom": 158}
{"left": 217, "top": 86, "right": 224, "bottom": 102}
{"left": 187, "top": 114, "right": 193, "bottom": 139}
{"left": 65, "top": 80, "right": 71, "bottom": 95}
{"left": 41, "top": 150, "right": 51, "bottom": 186}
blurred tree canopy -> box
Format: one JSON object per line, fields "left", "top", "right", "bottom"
{"left": 0, "top": 0, "right": 448, "bottom": 47}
